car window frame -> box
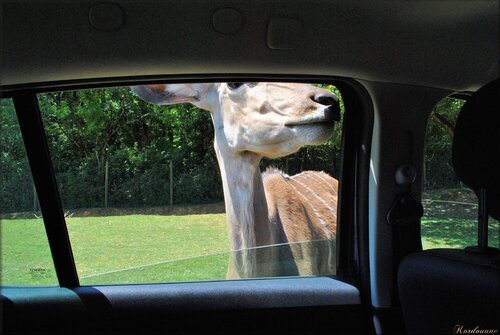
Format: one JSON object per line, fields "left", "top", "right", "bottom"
{"left": 3, "top": 75, "right": 372, "bottom": 296}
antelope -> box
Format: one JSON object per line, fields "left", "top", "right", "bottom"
{"left": 132, "top": 82, "right": 340, "bottom": 278}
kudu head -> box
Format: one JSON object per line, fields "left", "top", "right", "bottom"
{"left": 132, "top": 82, "right": 340, "bottom": 158}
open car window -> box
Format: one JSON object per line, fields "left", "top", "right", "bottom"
{"left": 422, "top": 96, "right": 500, "bottom": 249}
{"left": 2, "top": 82, "right": 346, "bottom": 285}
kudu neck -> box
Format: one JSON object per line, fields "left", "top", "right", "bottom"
{"left": 212, "top": 133, "right": 273, "bottom": 252}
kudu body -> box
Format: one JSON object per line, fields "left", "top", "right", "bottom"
{"left": 133, "top": 82, "right": 339, "bottom": 278}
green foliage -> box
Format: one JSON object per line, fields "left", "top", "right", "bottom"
{"left": 1, "top": 99, "right": 36, "bottom": 212}
{"left": 424, "top": 97, "right": 465, "bottom": 190}
{"left": 1, "top": 84, "right": 345, "bottom": 212}
{"left": 35, "top": 87, "right": 220, "bottom": 209}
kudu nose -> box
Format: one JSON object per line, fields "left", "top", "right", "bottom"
{"left": 313, "top": 93, "right": 339, "bottom": 106}
{"left": 313, "top": 93, "right": 341, "bottom": 122}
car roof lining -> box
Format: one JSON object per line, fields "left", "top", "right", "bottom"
{"left": 1, "top": 0, "right": 498, "bottom": 93}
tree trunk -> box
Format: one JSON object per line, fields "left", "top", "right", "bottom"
{"left": 169, "top": 160, "right": 173, "bottom": 207}
{"left": 431, "top": 112, "right": 454, "bottom": 138}
{"left": 104, "top": 160, "right": 109, "bottom": 208}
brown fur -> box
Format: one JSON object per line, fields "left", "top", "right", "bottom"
{"left": 263, "top": 169, "right": 337, "bottom": 242}
{"left": 261, "top": 169, "right": 338, "bottom": 276}
{"left": 226, "top": 168, "right": 338, "bottom": 278}
{"left": 148, "top": 84, "right": 167, "bottom": 93}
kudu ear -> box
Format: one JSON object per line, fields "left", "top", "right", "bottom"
{"left": 131, "top": 84, "right": 204, "bottom": 106}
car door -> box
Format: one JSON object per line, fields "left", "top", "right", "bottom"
{"left": 1, "top": 79, "right": 374, "bottom": 334}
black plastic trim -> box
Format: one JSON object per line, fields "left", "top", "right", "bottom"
{"left": 1, "top": 277, "right": 370, "bottom": 334}
{"left": 12, "top": 93, "right": 79, "bottom": 288}
{"left": 335, "top": 81, "right": 374, "bottom": 318}
{"left": 2, "top": 74, "right": 355, "bottom": 97}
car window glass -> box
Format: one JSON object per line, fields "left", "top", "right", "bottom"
{"left": 36, "top": 83, "right": 344, "bottom": 284}
{"left": 1, "top": 98, "right": 58, "bottom": 285}
{"left": 422, "top": 97, "right": 499, "bottom": 249}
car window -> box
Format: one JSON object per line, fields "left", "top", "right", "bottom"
{"left": 1, "top": 98, "right": 58, "bottom": 285}
{"left": 34, "top": 83, "right": 344, "bottom": 285}
{"left": 422, "top": 97, "right": 500, "bottom": 249}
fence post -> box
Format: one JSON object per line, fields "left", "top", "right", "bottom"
{"left": 33, "top": 183, "right": 38, "bottom": 212}
{"left": 169, "top": 160, "right": 173, "bottom": 207}
{"left": 104, "top": 160, "right": 109, "bottom": 208}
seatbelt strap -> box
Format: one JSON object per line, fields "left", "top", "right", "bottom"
{"left": 387, "top": 191, "right": 423, "bottom": 305}
{"left": 387, "top": 192, "right": 423, "bottom": 258}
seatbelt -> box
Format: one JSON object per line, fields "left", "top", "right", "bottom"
{"left": 387, "top": 192, "right": 423, "bottom": 259}
{"left": 386, "top": 164, "right": 423, "bottom": 304}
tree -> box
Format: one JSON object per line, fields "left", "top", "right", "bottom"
{"left": 424, "top": 97, "right": 465, "bottom": 189}
{"left": 430, "top": 97, "right": 463, "bottom": 139}
{"left": 1, "top": 99, "right": 35, "bottom": 212}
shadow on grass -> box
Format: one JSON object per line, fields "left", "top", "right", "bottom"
{"left": 423, "top": 201, "right": 477, "bottom": 219}
{"left": 422, "top": 188, "right": 500, "bottom": 249}
{"left": 422, "top": 216, "right": 500, "bottom": 249}
{"left": 422, "top": 196, "right": 500, "bottom": 249}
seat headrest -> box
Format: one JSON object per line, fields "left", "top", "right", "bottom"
{"left": 452, "top": 79, "right": 500, "bottom": 220}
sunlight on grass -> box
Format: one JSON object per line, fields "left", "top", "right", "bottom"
{"left": 1, "top": 214, "right": 229, "bottom": 285}
{"left": 421, "top": 217, "right": 500, "bottom": 249}
{"left": 421, "top": 194, "right": 500, "bottom": 250}
{"left": 68, "top": 214, "right": 230, "bottom": 285}
{"left": 84, "top": 252, "right": 229, "bottom": 284}
{"left": 0, "top": 218, "right": 58, "bottom": 285}
{"left": 3, "top": 210, "right": 498, "bottom": 286}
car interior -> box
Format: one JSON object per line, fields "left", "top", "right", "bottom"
{"left": 1, "top": 1, "right": 499, "bottom": 334}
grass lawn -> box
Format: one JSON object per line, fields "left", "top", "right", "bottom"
{"left": 421, "top": 217, "right": 499, "bottom": 249}
{"left": 1, "top": 211, "right": 498, "bottom": 286}
{"left": 1, "top": 214, "right": 229, "bottom": 285}
{"left": 421, "top": 196, "right": 500, "bottom": 249}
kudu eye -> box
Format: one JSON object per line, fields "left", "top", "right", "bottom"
{"left": 227, "top": 82, "right": 244, "bottom": 90}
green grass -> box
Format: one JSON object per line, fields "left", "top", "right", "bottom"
{"left": 0, "top": 218, "right": 57, "bottom": 285}
{"left": 421, "top": 196, "right": 500, "bottom": 249}
{"left": 422, "top": 217, "right": 500, "bottom": 249}
{"left": 1, "top": 214, "right": 229, "bottom": 286}
{"left": 1, "top": 210, "right": 499, "bottom": 286}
